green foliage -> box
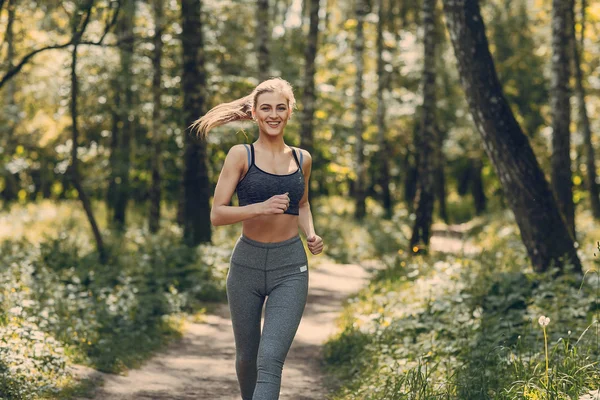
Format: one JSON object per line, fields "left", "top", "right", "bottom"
{"left": 323, "top": 210, "right": 600, "bottom": 399}
{"left": 0, "top": 222, "right": 228, "bottom": 399}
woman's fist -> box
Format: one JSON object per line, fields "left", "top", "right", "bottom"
{"left": 260, "top": 193, "right": 290, "bottom": 214}
{"left": 307, "top": 234, "right": 324, "bottom": 255}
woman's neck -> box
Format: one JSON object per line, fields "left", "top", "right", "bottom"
{"left": 255, "top": 134, "right": 287, "bottom": 153}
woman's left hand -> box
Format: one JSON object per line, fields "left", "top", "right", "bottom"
{"left": 307, "top": 234, "right": 324, "bottom": 255}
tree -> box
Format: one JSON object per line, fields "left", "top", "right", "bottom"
{"left": 180, "top": 0, "right": 211, "bottom": 246}
{"left": 68, "top": 0, "right": 106, "bottom": 263}
{"left": 300, "top": 0, "right": 319, "bottom": 166}
{"left": 256, "top": 0, "right": 270, "bottom": 81}
{"left": 550, "top": 0, "right": 575, "bottom": 238}
{"left": 410, "top": 0, "right": 438, "bottom": 250}
{"left": 376, "top": 0, "right": 392, "bottom": 218}
{"left": 353, "top": 0, "right": 368, "bottom": 220}
{"left": 442, "top": 0, "right": 581, "bottom": 272}
{"left": 149, "top": 0, "right": 164, "bottom": 233}
{"left": 107, "top": 0, "right": 135, "bottom": 231}
{"left": 568, "top": 0, "right": 600, "bottom": 219}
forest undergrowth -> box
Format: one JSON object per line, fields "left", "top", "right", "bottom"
{"left": 320, "top": 200, "right": 600, "bottom": 399}
{"left": 0, "top": 200, "right": 232, "bottom": 399}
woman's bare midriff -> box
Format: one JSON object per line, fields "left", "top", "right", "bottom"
{"left": 242, "top": 213, "right": 299, "bottom": 243}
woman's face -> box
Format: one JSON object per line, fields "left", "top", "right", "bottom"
{"left": 253, "top": 91, "right": 290, "bottom": 137}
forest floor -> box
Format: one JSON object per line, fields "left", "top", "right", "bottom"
{"left": 72, "top": 226, "right": 478, "bottom": 400}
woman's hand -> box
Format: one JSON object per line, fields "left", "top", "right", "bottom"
{"left": 307, "top": 234, "right": 324, "bottom": 255}
{"left": 260, "top": 193, "right": 290, "bottom": 214}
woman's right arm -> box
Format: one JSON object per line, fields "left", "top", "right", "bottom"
{"left": 210, "top": 145, "right": 289, "bottom": 226}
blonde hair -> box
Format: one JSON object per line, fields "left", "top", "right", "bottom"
{"left": 190, "top": 77, "right": 296, "bottom": 139}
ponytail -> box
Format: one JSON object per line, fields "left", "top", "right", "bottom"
{"left": 189, "top": 94, "right": 254, "bottom": 139}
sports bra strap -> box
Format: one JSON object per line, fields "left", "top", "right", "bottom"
{"left": 243, "top": 144, "right": 252, "bottom": 167}
{"left": 291, "top": 148, "right": 302, "bottom": 171}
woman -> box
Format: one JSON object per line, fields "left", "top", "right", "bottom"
{"left": 191, "top": 77, "right": 324, "bottom": 400}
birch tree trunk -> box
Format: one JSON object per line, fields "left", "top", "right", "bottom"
{"left": 181, "top": 0, "right": 211, "bottom": 245}
{"left": 442, "top": 0, "right": 581, "bottom": 272}
{"left": 410, "top": 0, "right": 437, "bottom": 250}
{"left": 550, "top": 0, "right": 575, "bottom": 238}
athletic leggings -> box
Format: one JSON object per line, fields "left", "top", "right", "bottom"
{"left": 227, "top": 234, "right": 309, "bottom": 400}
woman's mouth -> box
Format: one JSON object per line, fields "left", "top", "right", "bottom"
{"left": 266, "top": 121, "right": 281, "bottom": 128}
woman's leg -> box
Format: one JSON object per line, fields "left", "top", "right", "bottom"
{"left": 227, "top": 262, "right": 266, "bottom": 400}
{"left": 253, "top": 256, "right": 309, "bottom": 399}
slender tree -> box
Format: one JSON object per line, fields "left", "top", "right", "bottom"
{"left": 256, "top": 0, "right": 270, "bottom": 81}
{"left": 181, "top": 0, "right": 211, "bottom": 245}
{"left": 550, "top": 0, "right": 575, "bottom": 238}
{"left": 68, "top": 0, "right": 106, "bottom": 263}
{"left": 376, "top": 0, "right": 393, "bottom": 218}
{"left": 149, "top": 0, "right": 164, "bottom": 233}
{"left": 107, "top": 0, "right": 135, "bottom": 231}
{"left": 353, "top": 0, "right": 368, "bottom": 219}
{"left": 1, "top": 0, "right": 18, "bottom": 205}
{"left": 568, "top": 0, "right": 600, "bottom": 218}
{"left": 442, "top": 0, "right": 581, "bottom": 272}
{"left": 410, "top": 0, "right": 438, "bottom": 250}
{"left": 300, "top": 0, "right": 320, "bottom": 165}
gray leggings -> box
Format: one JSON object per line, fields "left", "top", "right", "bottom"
{"left": 227, "top": 234, "right": 309, "bottom": 400}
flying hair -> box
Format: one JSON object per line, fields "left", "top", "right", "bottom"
{"left": 189, "top": 77, "right": 296, "bottom": 139}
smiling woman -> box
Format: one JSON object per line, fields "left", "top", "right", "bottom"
{"left": 189, "top": 77, "right": 324, "bottom": 400}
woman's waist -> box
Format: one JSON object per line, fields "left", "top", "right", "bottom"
{"left": 242, "top": 214, "right": 299, "bottom": 243}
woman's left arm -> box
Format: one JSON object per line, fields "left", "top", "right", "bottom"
{"left": 297, "top": 149, "right": 324, "bottom": 255}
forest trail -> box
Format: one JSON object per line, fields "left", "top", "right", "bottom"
{"left": 74, "top": 231, "right": 477, "bottom": 400}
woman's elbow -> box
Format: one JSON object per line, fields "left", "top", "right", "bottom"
{"left": 210, "top": 208, "right": 222, "bottom": 226}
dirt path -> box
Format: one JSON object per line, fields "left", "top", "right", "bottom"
{"left": 75, "top": 259, "right": 377, "bottom": 400}
{"left": 75, "top": 232, "right": 477, "bottom": 400}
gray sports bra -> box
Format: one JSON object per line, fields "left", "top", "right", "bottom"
{"left": 236, "top": 143, "right": 305, "bottom": 215}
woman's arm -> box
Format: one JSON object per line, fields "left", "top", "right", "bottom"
{"left": 211, "top": 145, "right": 289, "bottom": 226}
{"left": 297, "top": 150, "right": 324, "bottom": 255}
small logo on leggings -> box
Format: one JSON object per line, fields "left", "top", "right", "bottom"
{"left": 299, "top": 265, "right": 307, "bottom": 272}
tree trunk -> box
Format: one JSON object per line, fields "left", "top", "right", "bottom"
{"left": 376, "top": 0, "right": 393, "bottom": 219}
{"left": 107, "top": 0, "right": 135, "bottom": 231}
{"left": 2, "top": 0, "right": 19, "bottom": 205}
{"left": 300, "top": 0, "right": 319, "bottom": 202}
{"left": 149, "top": 0, "right": 164, "bottom": 233}
{"left": 435, "top": 140, "right": 448, "bottom": 223}
{"left": 442, "top": 0, "right": 581, "bottom": 273}
{"left": 568, "top": 0, "right": 600, "bottom": 218}
{"left": 69, "top": 0, "right": 106, "bottom": 263}
{"left": 256, "top": 0, "right": 270, "bottom": 81}
{"left": 181, "top": 0, "right": 211, "bottom": 246}
{"left": 471, "top": 158, "right": 486, "bottom": 215}
{"left": 410, "top": 0, "right": 437, "bottom": 250}
{"left": 550, "top": 0, "right": 575, "bottom": 238}
{"left": 353, "top": 0, "right": 368, "bottom": 220}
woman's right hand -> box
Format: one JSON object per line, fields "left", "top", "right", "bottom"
{"left": 260, "top": 193, "right": 290, "bottom": 214}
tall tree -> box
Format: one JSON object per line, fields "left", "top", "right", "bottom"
{"left": 149, "top": 0, "right": 164, "bottom": 233}
{"left": 256, "top": 0, "right": 270, "bottom": 81}
{"left": 300, "top": 0, "right": 320, "bottom": 167}
{"left": 410, "top": 0, "right": 438, "bottom": 250}
{"left": 68, "top": 0, "right": 106, "bottom": 263}
{"left": 442, "top": 0, "right": 581, "bottom": 272}
{"left": 550, "top": 0, "right": 575, "bottom": 237}
{"left": 376, "top": 0, "right": 393, "bottom": 218}
{"left": 181, "top": 0, "right": 211, "bottom": 245}
{"left": 1, "top": 0, "right": 19, "bottom": 205}
{"left": 353, "top": 0, "right": 368, "bottom": 219}
{"left": 107, "top": 0, "right": 135, "bottom": 231}
{"left": 568, "top": 0, "right": 600, "bottom": 219}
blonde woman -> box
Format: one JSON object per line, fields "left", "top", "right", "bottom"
{"left": 191, "top": 78, "right": 324, "bottom": 400}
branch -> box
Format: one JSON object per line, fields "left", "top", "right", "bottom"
{"left": 0, "top": 0, "right": 121, "bottom": 90}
